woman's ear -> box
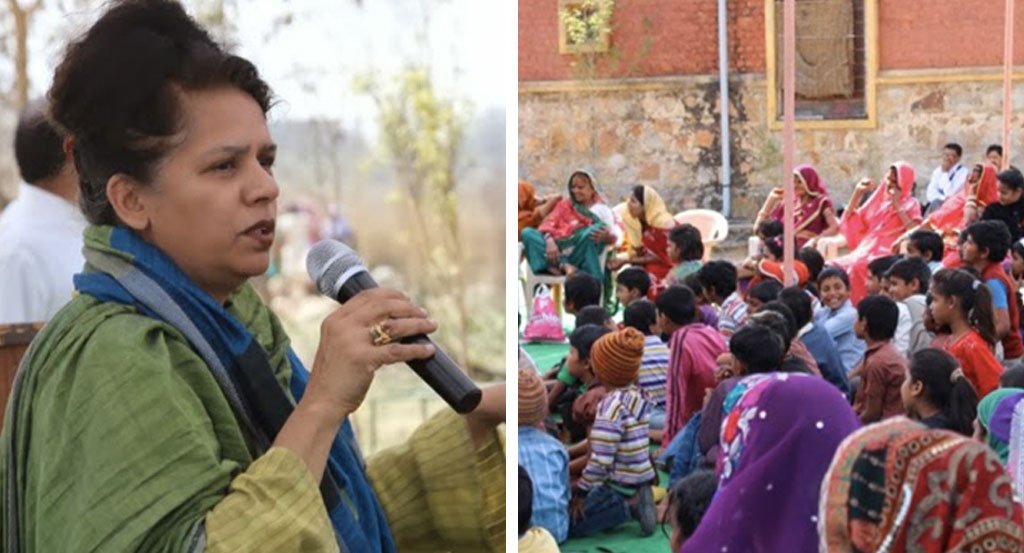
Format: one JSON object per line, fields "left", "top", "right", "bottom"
{"left": 106, "top": 174, "right": 150, "bottom": 231}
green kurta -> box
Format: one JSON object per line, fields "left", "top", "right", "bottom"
{"left": 1, "top": 285, "right": 504, "bottom": 552}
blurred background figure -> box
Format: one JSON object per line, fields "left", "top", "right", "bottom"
{"left": 0, "top": 100, "right": 84, "bottom": 324}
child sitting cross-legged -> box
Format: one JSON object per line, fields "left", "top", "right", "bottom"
{"left": 569, "top": 328, "right": 658, "bottom": 538}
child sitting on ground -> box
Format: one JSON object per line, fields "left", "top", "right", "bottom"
{"left": 852, "top": 295, "right": 908, "bottom": 424}
{"left": 622, "top": 299, "right": 670, "bottom": 433}
{"left": 744, "top": 280, "right": 783, "bottom": 315}
{"left": 547, "top": 325, "right": 612, "bottom": 441}
{"left": 570, "top": 328, "right": 658, "bottom": 538}
{"left": 683, "top": 272, "right": 719, "bottom": 329}
{"left": 519, "top": 466, "right": 561, "bottom": 553}
{"left": 615, "top": 266, "right": 652, "bottom": 306}
{"left": 575, "top": 305, "right": 616, "bottom": 331}
{"left": 697, "top": 260, "right": 747, "bottom": 338}
{"left": 655, "top": 286, "right": 727, "bottom": 453}
{"left": 564, "top": 272, "right": 602, "bottom": 316}
{"left": 929, "top": 268, "right": 1004, "bottom": 397}
{"left": 665, "top": 224, "right": 705, "bottom": 286}
{"left": 817, "top": 267, "right": 866, "bottom": 374}
{"left": 868, "top": 255, "right": 911, "bottom": 354}
{"left": 518, "top": 370, "right": 570, "bottom": 543}
{"left": 906, "top": 229, "right": 945, "bottom": 274}
{"left": 666, "top": 470, "right": 718, "bottom": 553}
{"left": 900, "top": 348, "right": 978, "bottom": 436}
{"left": 885, "top": 257, "right": 933, "bottom": 355}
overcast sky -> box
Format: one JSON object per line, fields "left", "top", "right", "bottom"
{"left": 24, "top": 0, "right": 505, "bottom": 136}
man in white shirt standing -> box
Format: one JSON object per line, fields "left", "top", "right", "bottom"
{"left": 924, "top": 142, "right": 968, "bottom": 215}
{"left": 0, "top": 102, "right": 85, "bottom": 324}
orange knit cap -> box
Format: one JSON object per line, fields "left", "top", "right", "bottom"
{"left": 518, "top": 369, "right": 549, "bottom": 426}
{"left": 590, "top": 327, "right": 646, "bottom": 388}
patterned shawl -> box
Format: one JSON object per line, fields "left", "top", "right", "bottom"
{"left": 537, "top": 171, "right": 604, "bottom": 244}
{"left": 819, "top": 417, "right": 1024, "bottom": 552}
{"left": 684, "top": 373, "right": 859, "bottom": 552}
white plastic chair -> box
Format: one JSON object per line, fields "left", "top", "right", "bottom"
{"left": 673, "top": 209, "right": 729, "bottom": 261}
{"left": 521, "top": 250, "right": 609, "bottom": 317}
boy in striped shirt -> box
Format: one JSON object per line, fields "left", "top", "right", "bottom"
{"left": 622, "top": 299, "right": 669, "bottom": 431}
{"left": 568, "top": 328, "right": 658, "bottom": 538}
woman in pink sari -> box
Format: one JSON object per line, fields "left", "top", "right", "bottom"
{"left": 894, "top": 162, "right": 999, "bottom": 268}
{"left": 753, "top": 164, "right": 840, "bottom": 249}
{"left": 832, "top": 162, "right": 922, "bottom": 304}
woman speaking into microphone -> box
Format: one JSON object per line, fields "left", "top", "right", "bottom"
{"left": 0, "top": 1, "right": 505, "bottom": 552}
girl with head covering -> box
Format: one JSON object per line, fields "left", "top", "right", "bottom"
{"left": 820, "top": 418, "right": 1024, "bottom": 552}
{"left": 753, "top": 164, "right": 840, "bottom": 249}
{"left": 684, "top": 373, "right": 860, "bottom": 552}
{"left": 975, "top": 387, "right": 1024, "bottom": 464}
{"left": 609, "top": 184, "right": 677, "bottom": 281}
{"left": 521, "top": 171, "right": 619, "bottom": 279}
{"left": 1006, "top": 391, "right": 1024, "bottom": 502}
{"left": 829, "top": 162, "right": 923, "bottom": 304}
{"left": 894, "top": 162, "right": 1000, "bottom": 267}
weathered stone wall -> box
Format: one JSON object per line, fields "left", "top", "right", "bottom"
{"left": 518, "top": 75, "right": 1024, "bottom": 222}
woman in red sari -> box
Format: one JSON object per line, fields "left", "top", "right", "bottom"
{"left": 608, "top": 185, "right": 676, "bottom": 281}
{"left": 831, "top": 162, "right": 922, "bottom": 304}
{"left": 894, "top": 163, "right": 1000, "bottom": 267}
{"left": 753, "top": 164, "right": 840, "bottom": 249}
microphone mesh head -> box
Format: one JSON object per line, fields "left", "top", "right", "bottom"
{"left": 306, "top": 240, "right": 366, "bottom": 298}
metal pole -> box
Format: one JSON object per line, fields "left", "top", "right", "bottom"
{"left": 1003, "top": 0, "right": 1016, "bottom": 170}
{"left": 718, "top": 0, "right": 732, "bottom": 218}
{"left": 782, "top": 0, "right": 796, "bottom": 286}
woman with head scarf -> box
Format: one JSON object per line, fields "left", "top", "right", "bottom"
{"left": 829, "top": 162, "right": 923, "bottom": 304}
{"left": 753, "top": 164, "right": 840, "bottom": 250}
{"left": 683, "top": 373, "right": 860, "bottom": 552}
{"left": 894, "top": 162, "right": 1000, "bottom": 267}
{"left": 521, "top": 171, "right": 619, "bottom": 279}
{"left": 975, "top": 387, "right": 1024, "bottom": 464}
{"left": 608, "top": 184, "right": 676, "bottom": 281}
{"left": 820, "top": 418, "right": 1024, "bottom": 552}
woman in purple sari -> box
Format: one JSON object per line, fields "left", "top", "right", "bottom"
{"left": 753, "top": 164, "right": 840, "bottom": 249}
{"left": 682, "top": 373, "right": 859, "bottom": 552}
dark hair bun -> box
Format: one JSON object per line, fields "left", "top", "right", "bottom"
{"left": 48, "top": 0, "right": 272, "bottom": 224}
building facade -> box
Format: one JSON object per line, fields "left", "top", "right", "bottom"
{"left": 519, "top": 0, "right": 1024, "bottom": 220}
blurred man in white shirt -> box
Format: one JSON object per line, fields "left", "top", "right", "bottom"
{"left": 0, "top": 102, "right": 85, "bottom": 323}
{"left": 924, "top": 142, "right": 968, "bottom": 215}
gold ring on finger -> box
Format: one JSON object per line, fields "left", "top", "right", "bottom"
{"left": 369, "top": 321, "right": 393, "bottom": 346}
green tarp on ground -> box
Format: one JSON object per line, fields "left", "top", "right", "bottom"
{"left": 522, "top": 341, "right": 569, "bottom": 373}
{"left": 520, "top": 341, "right": 673, "bottom": 553}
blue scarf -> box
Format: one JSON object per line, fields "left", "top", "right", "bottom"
{"left": 74, "top": 225, "right": 396, "bottom": 553}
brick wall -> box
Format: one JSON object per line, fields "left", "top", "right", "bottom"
{"left": 519, "top": 0, "right": 765, "bottom": 81}
{"left": 520, "top": 0, "right": 1023, "bottom": 81}
{"left": 878, "top": 0, "right": 1024, "bottom": 70}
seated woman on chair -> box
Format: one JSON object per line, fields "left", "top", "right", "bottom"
{"left": 521, "top": 171, "right": 618, "bottom": 279}
{"left": 607, "top": 184, "right": 676, "bottom": 281}
{"left": 753, "top": 164, "right": 840, "bottom": 250}
{"left": 825, "top": 162, "right": 922, "bottom": 304}
{"left": 892, "top": 162, "right": 999, "bottom": 267}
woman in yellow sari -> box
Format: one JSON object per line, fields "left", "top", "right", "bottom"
{"left": 608, "top": 185, "right": 677, "bottom": 282}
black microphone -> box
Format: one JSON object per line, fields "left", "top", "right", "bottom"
{"left": 306, "top": 240, "right": 483, "bottom": 414}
